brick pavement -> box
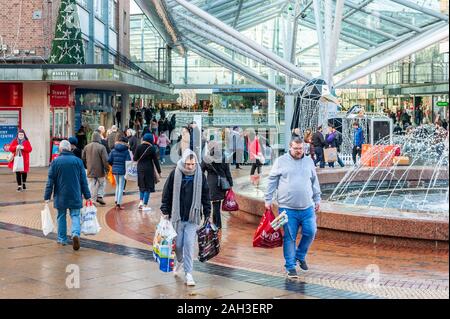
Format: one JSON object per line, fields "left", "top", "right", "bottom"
{"left": 0, "top": 165, "right": 448, "bottom": 299}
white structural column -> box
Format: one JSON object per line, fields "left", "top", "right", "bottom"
{"left": 171, "top": 0, "right": 311, "bottom": 82}
{"left": 268, "top": 69, "right": 276, "bottom": 126}
{"left": 283, "top": 6, "right": 300, "bottom": 151}
{"left": 312, "top": 0, "right": 326, "bottom": 78}
{"left": 327, "top": 0, "right": 345, "bottom": 87}
{"left": 335, "top": 24, "right": 449, "bottom": 87}
{"left": 324, "top": 0, "right": 333, "bottom": 83}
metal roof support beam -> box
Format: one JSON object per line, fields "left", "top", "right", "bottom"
{"left": 303, "top": 14, "right": 380, "bottom": 46}
{"left": 184, "top": 37, "right": 286, "bottom": 92}
{"left": 344, "top": 0, "right": 422, "bottom": 32}
{"left": 335, "top": 21, "right": 448, "bottom": 74}
{"left": 215, "top": 0, "right": 281, "bottom": 21}
{"left": 324, "top": 0, "right": 333, "bottom": 80}
{"left": 313, "top": 0, "right": 326, "bottom": 77}
{"left": 327, "top": 0, "right": 345, "bottom": 86}
{"left": 220, "top": 0, "right": 287, "bottom": 24}
{"left": 179, "top": 22, "right": 270, "bottom": 67}
{"left": 187, "top": 46, "right": 264, "bottom": 89}
{"left": 298, "top": 19, "right": 373, "bottom": 49}
{"left": 342, "top": 0, "right": 373, "bottom": 19}
{"left": 296, "top": 42, "right": 318, "bottom": 55}
{"left": 389, "top": 0, "right": 449, "bottom": 21}
{"left": 335, "top": 24, "right": 449, "bottom": 87}
{"left": 235, "top": 12, "right": 281, "bottom": 30}
{"left": 173, "top": 11, "right": 297, "bottom": 78}
{"left": 224, "top": 7, "right": 281, "bottom": 27}
{"left": 344, "top": 19, "right": 397, "bottom": 40}
{"left": 171, "top": 0, "right": 311, "bottom": 82}
{"left": 296, "top": 0, "right": 313, "bottom": 19}
{"left": 233, "top": 0, "right": 245, "bottom": 28}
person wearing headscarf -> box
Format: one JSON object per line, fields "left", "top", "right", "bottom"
{"left": 8, "top": 129, "right": 33, "bottom": 191}
{"left": 160, "top": 149, "right": 211, "bottom": 287}
{"left": 133, "top": 133, "right": 161, "bottom": 211}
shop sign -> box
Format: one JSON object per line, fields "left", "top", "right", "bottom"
{"left": 50, "top": 71, "right": 79, "bottom": 81}
{"left": 0, "top": 83, "right": 23, "bottom": 107}
{"left": 436, "top": 101, "right": 449, "bottom": 107}
{"left": 50, "top": 85, "right": 73, "bottom": 107}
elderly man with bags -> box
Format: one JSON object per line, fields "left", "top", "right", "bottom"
{"left": 44, "top": 140, "right": 91, "bottom": 250}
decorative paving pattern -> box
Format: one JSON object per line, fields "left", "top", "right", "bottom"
{"left": 0, "top": 221, "right": 377, "bottom": 299}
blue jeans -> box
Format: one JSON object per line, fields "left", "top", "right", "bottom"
{"left": 114, "top": 174, "right": 125, "bottom": 205}
{"left": 159, "top": 146, "right": 166, "bottom": 162}
{"left": 328, "top": 155, "right": 345, "bottom": 168}
{"left": 139, "top": 191, "right": 150, "bottom": 205}
{"left": 314, "top": 147, "right": 325, "bottom": 168}
{"left": 57, "top": 209, "right": 81, "bottom": 244}
{"left": 281, "top": 206, "right": 317, "bottom": 271}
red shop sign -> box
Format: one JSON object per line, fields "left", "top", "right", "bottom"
{"left": 50, "top": 85, "right": 73, "bottom": 107}
{"left": 0, "top": 83, "right": 23, "bottom": 107}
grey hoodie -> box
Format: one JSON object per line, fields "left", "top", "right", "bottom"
{"left": 265, "top": 153, "right": 321, "bottom": 210}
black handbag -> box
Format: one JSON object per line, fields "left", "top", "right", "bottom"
{"left": 208, "top": 163, "right": 231, "bottom": 191}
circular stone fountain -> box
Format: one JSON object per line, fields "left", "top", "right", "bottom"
{"left": 232, "top": 125, "right": 449, "bottom": 249}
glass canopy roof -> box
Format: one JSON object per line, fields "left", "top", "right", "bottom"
{"left": 135, "top": 0, "right": 448, "bottom": 89}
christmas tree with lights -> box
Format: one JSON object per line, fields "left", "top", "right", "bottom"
{"left": 49, "top": 0, "right": 85, "bottom": 64}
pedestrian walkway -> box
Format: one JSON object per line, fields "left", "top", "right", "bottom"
{"left": 0, "top": 166, "right": 448, "bottom": 299}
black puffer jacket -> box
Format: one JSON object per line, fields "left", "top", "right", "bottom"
{"left": 160, "top": 169, "right": 211, "bottom": 221}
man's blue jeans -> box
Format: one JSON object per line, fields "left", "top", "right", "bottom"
{"left": 314, "top": 147, "right": 325, "bottom": 168}
{"left": 281, "top": 206, "right": 317, "bottom": 271}
{"left": 57, "top": 208, "right": 81, "bottom": 244}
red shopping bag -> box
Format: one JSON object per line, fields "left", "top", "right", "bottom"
{"left": 252, "top": 209, "right": 283, "bottom": 248}
{"left": 222, "top": 189, "right": 239, "bottom": 212}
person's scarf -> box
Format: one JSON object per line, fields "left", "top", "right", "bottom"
{"left": 171, "top": 149, "right": 203, "bottom": 230}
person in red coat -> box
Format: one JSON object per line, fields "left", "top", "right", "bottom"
{"left": 8, "top": 129, "right": 33, "bottom": 191}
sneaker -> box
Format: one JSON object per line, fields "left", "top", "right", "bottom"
{"left": 96, "top": 198, "right": 106, "bottom": 206}
{"left": 185, "top": 273, "right": 196, "bottom": 286}
{"left": 174, "top": 262, "right": 184, "bottom": 277}
{"left": 286, "top": 268, "right": 298, "bottom": 279}
{"left": 22, "top": 183, "right": 26, "bottom": 190}
{"left": 138, "top": 201, "right": 144, "bottom": 210}
{"left": 72, "top": 236, "right": 80, "bottom": 251}
{"left": 297, "top": 259, "right": 309, "bottom": 272}
{"left": 142, "top": 206, "right": 152, "bottom": 212}
{"left": 17, "top": 186, "right": 22, "bottom": 192}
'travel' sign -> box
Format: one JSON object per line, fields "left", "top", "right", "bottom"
{"left": 50, "top": 85, "right": 73, "bottom": 107}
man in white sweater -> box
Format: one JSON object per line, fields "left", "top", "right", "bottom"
{"left": 265, "top": 136, "right": 321, "bottom": 278}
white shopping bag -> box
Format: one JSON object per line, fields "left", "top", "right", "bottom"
{"left": 41, "top": 204, "right": 55, "bottom": 236}
{"left": 81, "top": 201, "right": 101, "bottom": 235}
{"left": 125, "top": 161, "right": 138, "bottom": 181}
{"left": 13, "top": 150, "right": 24, "bottom": 173}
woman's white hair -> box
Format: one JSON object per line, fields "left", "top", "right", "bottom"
{"left": 59, "top": 140, "right": 71, "bottom": 152}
